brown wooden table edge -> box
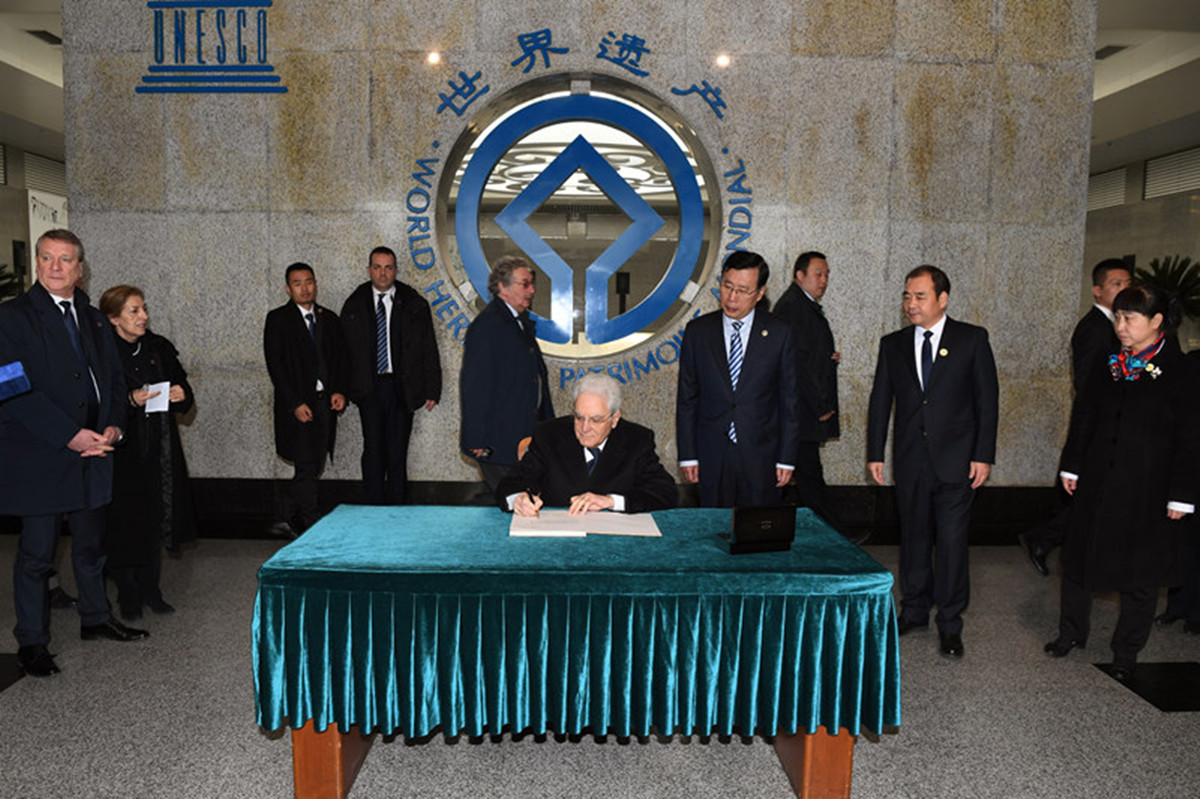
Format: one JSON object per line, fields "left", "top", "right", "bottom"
{"left": 289, "top": 722, "right": 856, "bottom": 799}
{"left": 773, "top": 726, "right": 856, "bottom": 798}
{"left": 291, "top": 722, "right": 377, "bottom": 799}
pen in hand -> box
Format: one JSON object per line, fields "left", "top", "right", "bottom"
{"left": 523, "top": 489, "right": 543, "bottom": 518}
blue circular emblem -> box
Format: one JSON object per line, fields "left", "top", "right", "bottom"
{"left": 455, "top": 93, "right": 705, "bottom": 347}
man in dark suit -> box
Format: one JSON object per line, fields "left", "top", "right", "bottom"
{"left": 263, "top": 262, "right": 349, "bottom": 536}
{"left": 676, "top": 250, "right": 800, "bottom": 508}
{"left": 460, "top": 256, "right": 554, "bottom": 494}
{"left": 497, "top": 374, "right": 676, "bottom": 515}
{"left": 340, "top": 246, "right": 441, "bottom": 505}
{"left": 1018, "top": 258, "right": 1130, "bottom": 575}
{"left": 0, "top": 229, "right": 148, "bottom": 678}
{"left": 771, "top": 250, "right": 844, "bottom": 531}
{"left": 867, "top": 265, "right": 998, "bottom": 659}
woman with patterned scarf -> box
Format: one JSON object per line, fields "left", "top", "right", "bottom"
{"left": 1044, "top": 282, "right": 1199, "bottom": 682}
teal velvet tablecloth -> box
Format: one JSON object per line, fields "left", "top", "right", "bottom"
{"left": 253, "top": 505, "right": 900, "bottom": 738}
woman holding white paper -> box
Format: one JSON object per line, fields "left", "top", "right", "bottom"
{"left": 99, "top": 285, "right": 196, "bottom": 620}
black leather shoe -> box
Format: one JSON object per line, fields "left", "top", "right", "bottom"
{"left": 81, "top": 618, "right": 150, "bottom": 642}
{"left": 17, "top": 645, "right": 60, "bottom": 677}
{"left": 844, "top": 529, "right": 871, "bottom": 546}
{"left": 120, "top": 605, "right": 143, "bottom": 622}
{"left": 897, "top": 618, "right": 928, "bottom": 636}
{"left": 1185, "top": 621, "right": 1200, "bottom": 635}
{"left": 268, "top": 521, "right": 298, "bottom": 540}
{"left": 1044, "top": 637, "right": 1085, "bottom": 657}
{"left": 1155, "top": 612, "right": 1184, "bottom": 627}
{"left": 49, "top": 586, "right": 77, "bottom": 609}
{"left": 939, "top": 633, "right": 964, "bottom": 658}
{"left": 1017, "top": 532, "right": 1049, "bottom": 577}
{"left": 147, "top": 599, "right": 175, "bottom": 615}
{"left": 1110, "top": 665, "right": 1134, "bottom": 683}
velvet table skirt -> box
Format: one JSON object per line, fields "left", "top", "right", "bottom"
{"left": 253, "top": 505, "right": 900, "bottom": 739}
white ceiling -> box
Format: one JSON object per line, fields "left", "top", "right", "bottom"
{"left": 1, "top": 0, "right": 1198, "bottom": 173}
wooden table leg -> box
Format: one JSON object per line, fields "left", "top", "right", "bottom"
{"left": 291, "top": 721, "right": 376, "bottom": 799}
{"left": 773, "top": 726, "right": 855, "bottom": 798}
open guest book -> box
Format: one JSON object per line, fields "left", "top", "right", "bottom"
{"left": 508, "top": 509, "right": 662, "bottom": 537}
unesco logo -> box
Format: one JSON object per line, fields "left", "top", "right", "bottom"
{"left": 444, "top": 78, "right": 716, "bottom": 358}
{"left": 137, "top": 0, "right": 287, "bottom": 94}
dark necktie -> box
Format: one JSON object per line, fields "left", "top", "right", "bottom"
{"left": 728, "top": 320, "right": 743, "bottom": 442}
{"left": 375, "top": 295, "right": 388, "bottom": 374}
{"left": 60, "top": 300, "right": 86, "bottom": 365}
{"left": 61, "top": 299, "right": 99, "bottom": 427}
{"left": 586, "top": 447, "right": 601, "bottom": 475}
{"left": 921, "top": 330, "right": 934, "bottom": 391}
{"left": 305, "top": 311, "right": 316, "bottom": 342}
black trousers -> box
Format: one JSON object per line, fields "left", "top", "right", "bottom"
{"left": 895, "top": 459, "right": 975, "bottom": 635}
{"left": 358, "top": 375, "right": 413, "bottom": 506}
{"left": 1058, "top": 573, "right": 1157, "bottom": 668}
{"left": 793, "top": 440, "right": 840, "bottom": 529}
{"left": 1165, "top": 540, "right": 1200, "bottom": 624}
{"left": 280, "top": 397, "right": 330, "bottom": 531}
{"left": 702, "top": 440, "right": 781, "bottom": 508}
{"left": 1024, "top": 480, "right": 1072, "bottom": 552}
{"left": 111, "top": 558, "right": 164, "bottom": 613}
{"left": 478, "top": 461, "right": 516, "bottom": 500}
{"left": 15, "top": 508, "right": 111, "bottom": 646}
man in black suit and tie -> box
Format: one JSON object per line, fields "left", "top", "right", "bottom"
{"left": 1018, "top": 258, "right": 1130, "bottom": 575}
{"left": 0, "top": 229, "right": 148, "bottom": 678}
{"left": 676, "top": 250, "right": 800, "bottom": 508}
{"left": 340, "top": 246, "right": 442, "bottom": 505}
{"left": 460, "top": 256, "right": 554, "bottom": 494}
{"left": 497, "top": 374, "right": 676, "bottom": 515}
{"left": 263, "top": 262, "right": 349, "bottom": 536}
{"left": 867, "top": 265, "right": 998, "bottom": 659}
{"left": 771, "top": 250, "right": 844, "bottom": 532}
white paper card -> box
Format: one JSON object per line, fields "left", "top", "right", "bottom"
{"left": 144, "top": 381, "right": 171, "bottom": 414}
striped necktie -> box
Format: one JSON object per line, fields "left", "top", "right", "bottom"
{"left": 375, "top": 294, "right": 388, "bottom": 374}
{"left": 728, "top": 320, "right": 743, "bottom": 442}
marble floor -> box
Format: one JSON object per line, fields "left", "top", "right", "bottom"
{"left": 1, "top": 534, "right": 1197, "bottom": 798}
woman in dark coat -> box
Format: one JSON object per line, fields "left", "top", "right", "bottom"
{"left": 99, "top": 285, "right": 197, "bottom": 620}
{"left": 1045, "top": 283, "right": 1199, "bottom": 681}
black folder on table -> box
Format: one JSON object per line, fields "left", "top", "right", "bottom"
{"left": 721, "top": 505, "right": 797, "bottom": 555}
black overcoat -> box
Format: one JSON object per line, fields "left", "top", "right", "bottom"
{"left": 107, "top": 330, "right": 197, "bottom": 563}
{"left": 1061, "top": 343, "right": 1200, "bottom": 590}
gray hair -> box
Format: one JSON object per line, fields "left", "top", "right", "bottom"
{"left": 573, "top": 373, "right": 622, "bottom": 414}
{"left": 487, "top": 255, "right": 533, "bottom": 297}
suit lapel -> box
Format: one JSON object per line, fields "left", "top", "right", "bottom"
{"left": 926, "top": 319, "right": 954, "bottom": 394}
{"left": 739, "top": 312, "right": 771, "bottom": 387}
{"left": 901, "top": 327, "right": 921, "bottom": 394}
{"left": 588, "top": 426, "right": 626, "bottom": 487}
{"left": 703, "top": 314, "right": 735, "bottom": 394}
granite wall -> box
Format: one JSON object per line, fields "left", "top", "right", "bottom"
{"left": 60, "top": 0, "right": 1098, "bottom": 487}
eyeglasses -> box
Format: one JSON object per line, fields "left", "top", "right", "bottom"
{"left": 721, "top": 281, "right": 757, "bottom": 297}
{"left": 573, "top": 412, "right": 613, "bottom": 425}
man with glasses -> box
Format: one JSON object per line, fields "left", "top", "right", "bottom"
{"left": 497, "top": 373, "right": 675, "bottom": 515}
{"left": 676, "top": 250, "right": 800, "bottom": 507}
{"left": 461, "top": 255, "right": 554, "bottom": 495}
